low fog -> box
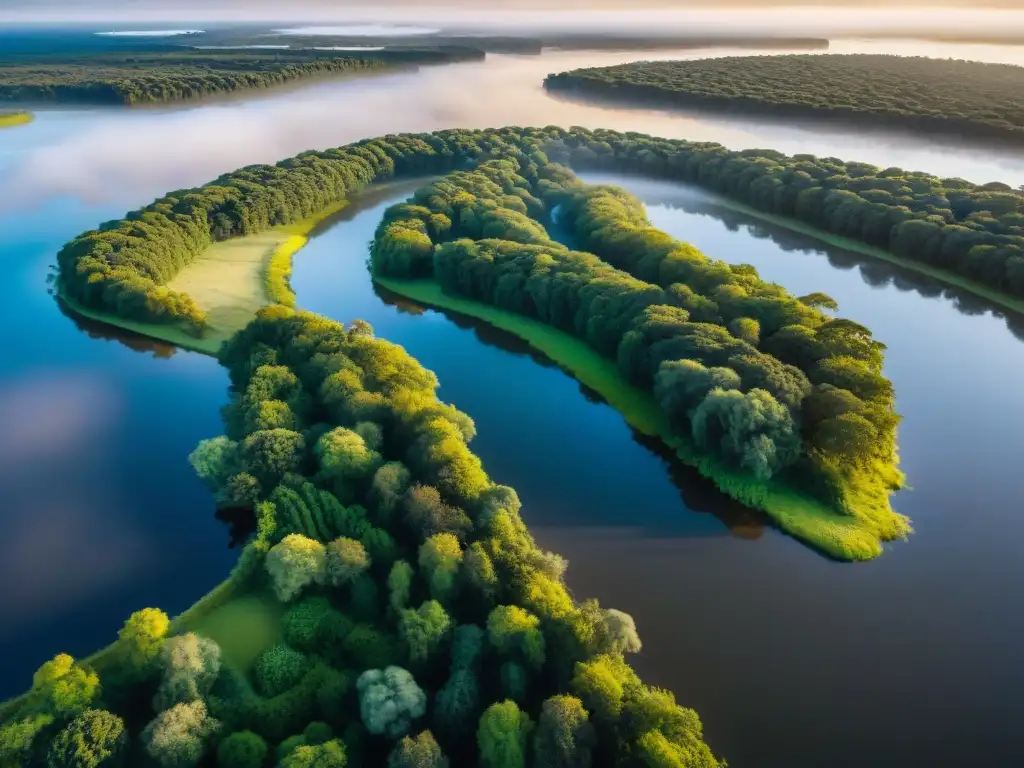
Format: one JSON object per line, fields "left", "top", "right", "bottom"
{"left": 5, "top": 3, "right": 1024, "bottom": 41}
{"left": 4, "top": 41, "right": 1024, "bottom": 213}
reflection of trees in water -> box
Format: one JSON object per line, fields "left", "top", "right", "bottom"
{"left": 633, "top": 183, "right": 1024, "bottom": 339}
{"left": 54, "top": 293, "right": 178, "bottom": 359}
{"left": 377, "top": 282, "right": 765, "bottom": 540}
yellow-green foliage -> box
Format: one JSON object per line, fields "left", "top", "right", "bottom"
{"left": 0, "top": 111, "right": 33, "bottom": 129}
{"left": 265, "top": 235, "right": 306, "bottom": 308}
{"left": 377, "top": 276, "right": 908, "bottom": 561}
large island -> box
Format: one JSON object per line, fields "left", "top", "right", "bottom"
{"left": 545, "top": 54, "right": 1024, "bottom": 145}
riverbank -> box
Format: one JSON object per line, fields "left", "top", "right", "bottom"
{"left": 376, "top": 274, "right": 898, "bottom": 561}
{"left": 706, "top": 192, "right": 1024, "bottom": 317}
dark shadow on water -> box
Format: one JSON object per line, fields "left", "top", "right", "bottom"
{"left": 215, "top": 506, "right": 256, "bottom": 548}
{"left": 375, "top": 282, "right": 768, "bottom": 541}
{"left": 54, "top": 294, "right": 179, "bottom": 359}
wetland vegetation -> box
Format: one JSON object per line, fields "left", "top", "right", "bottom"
{"left": 0, "top": 109, "right": 33, "bottom": 128}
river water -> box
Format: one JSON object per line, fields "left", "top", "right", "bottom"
{"left": 2, "top": 39, "right": 1023, "bottom": 767}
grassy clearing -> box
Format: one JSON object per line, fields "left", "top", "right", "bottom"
{"left": 190, "top": 590, "right": 284, "bottom": 673}
{"left": 0, "top": 111, "right": 33, "bottom": 129}
{"left": 59, "top": 199, "right": 350, "bottom": 354}
{"left": 712, "top": 194, "right": 1024, "bottom": 316}
{"left": 377, "top": 275, "right": 904, "bottom": 561}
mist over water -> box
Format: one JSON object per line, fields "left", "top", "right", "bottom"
{"left": 5, "top": 39, "right": 1024, "bottom": 213}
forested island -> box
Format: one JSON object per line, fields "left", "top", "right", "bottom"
{"left": 0, "top": 109, "right": 33, "bottom": 128}
{"left": 0, "top": 302, "right": 720, "bottom": 767}
{"left": 0, "top": 49, "right": 481, "bottom": 106}
{"left": 545, "top": 54, "right": 1024, "bottom": 144}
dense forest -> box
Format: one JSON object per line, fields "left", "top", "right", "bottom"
{"left": 0, "top": 49, "right": 480, "bottom": 106}
{"left": 0, "top": 306, "right": 719, "bottom": 768}
{"left": 371, "top": 157, "right": 906, "bottom": 552}
{"left": 545, "top": 55, "right": 1024, "bottom": 143}
{"left": 58, "top": 126, "right": 1024, "bottom": 347}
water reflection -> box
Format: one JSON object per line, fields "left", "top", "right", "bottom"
{"left": 597, "top": 174, "right": 1024, "bottom": 339}
{"left": 55, "top": 297, "right": 179, "bottom": 359}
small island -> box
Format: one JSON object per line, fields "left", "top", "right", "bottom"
{"left": 544, "top": 54, "right": 1024, "bottom": 145}
{"left": 0, "top": 109, "right": 33, "bottom": 128}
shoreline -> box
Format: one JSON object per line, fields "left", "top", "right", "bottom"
{"left": 375, "top": 274, "right": 900, "bottom": 562}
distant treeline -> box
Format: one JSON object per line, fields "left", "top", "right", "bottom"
{"left": 0, "top": 48, "right": 481, "bottom": 106}
{"left": 372, "top": 157, "right": 906, "bottom": 552}
{"left": 58, "top": 126, "right": 1024, "bottom": 340}
{"left": 545, "top": 54, "right": 1024, "bottom": 144}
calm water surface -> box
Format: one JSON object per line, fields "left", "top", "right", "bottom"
{"left": 2, "top": 39, "right": 1023, "bottom": 768}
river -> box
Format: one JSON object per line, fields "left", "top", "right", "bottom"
{"left": 2, "top": 38, "right": 1022, "bottom": 768}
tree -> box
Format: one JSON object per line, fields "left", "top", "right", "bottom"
{"left": 403, "top": 485, "right": 471, "bottom": 539}
{"left": 357, "top": 667, "right": 427, "bottom": 738}
{"left": 118, "top": 607, "right": 170, "bottom": 674}
{"left": 654, "top": 360, "right": 740, "bottom": 429}
{"left": 463, "top": 543, "right": 499, "bottom": 603}
{"left": 388, "top": 731, "right": 449, "bottom": 768}
{"left": 216, "top": 731, "right": 268, "bottom": 768}
{"left": 33, "top": 654, "right": 100, "bottom": 717}
{"left": 188, "top": 436, "right": 240, "bottom": 489}
{"left": 797, "top": 292, "right": 838, "bottom": 311}
{"left": 690, "top": 388, "right": 801, "bottom": 480}
{"left": 370, "top": 462, "right": 412, "bottom": 523}
{"left": 418, "top": 533, "right": 463, "bottom": 602}
{"left": 280, "top": 740, "right": 347, "bottom": 768}
{"left": 433, "top": 668, "right": 481, "bottom": 741}
{"left": 533, "top": 696, "right": 596, "bottom": 768}
{"left": 266, "top": 534, "right": 327, "bottom": 602}
{"left": 253, "top": 644, "right": 309, "bottom": 697}
{"left": 240, "top": 429, "right": 305, "bottom": 486}
{"left": 141, "top": 700, "right": 220, "bottom": 768}
{"left": 400, "top": 600, "right": 452, "bottom": 665}
{"left": 570, "top": 654, "right": 639, "bottom": 722}
{"left": 1, "top": 714, "right": 53, "bottom": 766}
{"left": 477, "top": 701, "right": 534, "bottom": 768}
{"left": 487, "top": 606, "right": 545, "bottom": 670}
{"left": 601, "top": 610, "right": 642, "bottom": 655}
{"left": 728, "top": 317, "right": 760, "bottom": 345}
{"left": 153, "top": 633, "right": 222, "bottom": 712}
{"left": 47, "top": 709, "right": 126, "bottom": 768}
{"left": 316, "top": 427, "right": 381, "bottom": 484}
{"left": 325, "top": 537, "right": 371, "bottom": 587}
{"left": 388, "top": 560, "right": 415, "bottom": 614}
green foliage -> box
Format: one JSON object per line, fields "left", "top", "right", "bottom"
{"left": 45, "top": 709, "right": 126, "bottom": 768}
{"left": 325, "top": 537, "right": 371, "bottom": 586}
{"left": 388, "top": 731, "right": 450, "bottom": 768}
{"left": 188, "top": 436, "right": 240, "bottom": 489}
{"left": 118, "top": 607, "right": 170, "bottom": 674}
{"left": 356, "top": 667, "right": 427, "bottom": 739}
{"left": 533, "top": 696, "right": 596, "bottom": 768}
{"left": 477, "top": 701, "right": 534, "bottom": 768}
{"left": 282, "top": 597, "right": 351, "bottom": 655}
{"left": 400, "top": 600, "right": 452, "bottom": 665}
{"left": 154, "top": 633, "right": 222, "bottom": 712}
{"left": 370, "top": 462, "right": 412, "bottom": 523}
{"left": 418, "top": 533, "right": 463, "bottom": 603}
{"left": 141, "top": 700, "right": 220, "bottom": 768}
{"left": 487, "top": 606, "right": 546, "bottom": 670}
{"left": 1, "top": 714, "right": 53, "bottom": 766}
{"left": 253, "top": 644, "right": 310, "bottom": 698}
{"left": 388, "top": 560, "right": 415, "bottom": 614}
{"left": 546, "top": 54, "right": 1024, "bottom": 144}
{"left": 33, "top": 654, "right": 101, "bottom": 717}
{"left": 242, "top": 429, "right": 306, "bottom": 487}
{"left": 316, "top": 427, "right": 382, "bottom": 486}
{"left": 266, "top": 534, "right": 326, "bottom": 602}
{"left": 216, "top": 730, "right": 268, "bottom": 768}
{"left": 570, "top": 654, "right": 640, "bottom": 723}
{"left": 280, "top": 739, "right": 347, "bottom": 768}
